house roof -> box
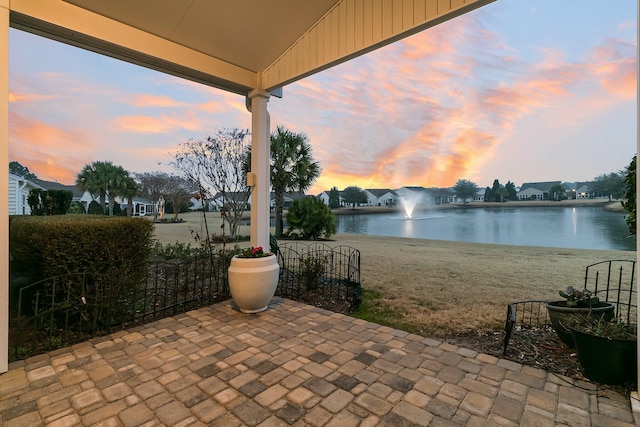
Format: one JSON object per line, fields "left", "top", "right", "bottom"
{"left": 365, "top": 189, "right": 395, "bottom": 198}
{"left": 519, "top": 181, "right": 562, "bottom": 192}
{"left": 8, "top": 173, "right": 45, "bottom": 190}
{"left": 11, "top": 0, "right": 495, "bottom": 96}
{"left": 32, "top": 178, "right": 85, "bottom": 198}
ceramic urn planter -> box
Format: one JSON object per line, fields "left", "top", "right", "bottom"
{"left": 545, "top": 301, "right": 615, "bottom": 347}
{"left": 228, "top": 254, "right": 279, "bottom": 313}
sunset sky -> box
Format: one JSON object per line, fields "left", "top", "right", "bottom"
{"left": 8, "top": 0, "right": 637, "bottom": 195}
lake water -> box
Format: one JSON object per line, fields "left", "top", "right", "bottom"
{"left": 335, "top": 206, "right": 636, "bottom": 251}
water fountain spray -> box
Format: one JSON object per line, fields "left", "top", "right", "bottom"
{"left": 400, "top": 195, "right": 420, "bottom": 219}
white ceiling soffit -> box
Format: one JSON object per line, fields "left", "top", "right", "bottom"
{"left": 9, "top": 0, "right": 495, "bottom": 96}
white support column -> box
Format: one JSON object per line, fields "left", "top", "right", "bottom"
{"left": 248, "top": 89, "right": 271, "bottom": 250}
{"left": 0, "top": 0, "right": 10, "bottom": 374}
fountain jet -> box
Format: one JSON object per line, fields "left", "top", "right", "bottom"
{"left": 400, "top": 196, "right": 420, "bottom": 219}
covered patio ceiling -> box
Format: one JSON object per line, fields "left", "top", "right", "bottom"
{"left": 9, "top": 0, "right": 495, "bottom": 95}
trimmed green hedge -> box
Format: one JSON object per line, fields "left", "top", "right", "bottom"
{"left": 10, "top": 215, "right": 154, "bottom": 283}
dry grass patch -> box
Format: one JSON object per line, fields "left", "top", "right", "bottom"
{"left": 332, "top": 234, "right": 634, "bottom": 337}
{"left": 152, "top": 216, "right": 635, "bottom": 338}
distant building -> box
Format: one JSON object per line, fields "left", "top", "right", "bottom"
{"left": 473, "top": 188, "right": 485, "bottom": 202}
{"left": 8, "top": 173, "right": 43, "bottom": 215}
{"left": 566, "top": 182, "right": 594, "bottom": 199}
{"left": 317, "top": 191, "right": 331, "bottom": 206}
{"left": 517, "top": 181, "right": 562, "bottom": 200}
{"left": 364, "top": 189, "right": 396, "bottom": 206}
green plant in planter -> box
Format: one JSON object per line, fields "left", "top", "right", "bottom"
{"left": 568, "top": 316, "right": 637, "bottom": 385}
{"left": 545, "top": 286, "right": 615, "bottom": 347}
{"left": 569, "top": 317, "right": 636, "bottom": 340}
{"left": 558, "top": 286, "right": 599, "bottom": 307}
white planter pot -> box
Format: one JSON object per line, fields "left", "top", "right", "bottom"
{"left": 228, "top": 254, "right": 280, "bottom": 313}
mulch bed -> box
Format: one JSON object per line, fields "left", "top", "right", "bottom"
{"left": 444, "top": 326, "right": 637, "bottom": 395}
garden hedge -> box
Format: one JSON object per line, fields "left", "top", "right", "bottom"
{"left": 10, "top": 215, "right": 154, "bottom": 284}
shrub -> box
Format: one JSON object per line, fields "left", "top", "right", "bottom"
{"left": 152, "top": 241, "right": 203, "bottom": 259}
{"left": 87, "top": 200, "right": 104, "bottom": 215}
{"left": 299, "top": 253, "right": 328, "bottom": 291}
{"left": 622, "top": 154, "right": 636, "bottom": 235}
{"left": 10, "top": 215, "right": 154, "bottom": 283}
{"left": 286, "top": 197, "right": 336, "bottom": 240}
{"left": 27, "top": 189, "right": 73, "bottom": 215}
{"left": 68, "top": 201, "right": 86, "bottom": 214}
{"left": 10, "top": 215, "right": 154, "bottom": 335}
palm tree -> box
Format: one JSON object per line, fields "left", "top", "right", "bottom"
{"left": 117, "top": 174, "right": 138, "bottom": 216}
{"left": 105, "top": 165, "right": 133, "bottom": 215}
{"left": 77, "top": 161, "right": 113, "bottom": 214}
{"left": 270, "top": 126, "right": 320, "bottom": 237}
{"left": 76, "top": 161, "right": 132, "bottom": 215}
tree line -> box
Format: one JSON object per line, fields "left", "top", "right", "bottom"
{"left": 327, "top": 165, "right": 633, "bottom": 208}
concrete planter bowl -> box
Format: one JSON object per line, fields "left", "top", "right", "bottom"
{"left": 545, "top": 301, "right": 615, "bottom": 347}
{"left": 228, "top": 254, "right": 279, "bottom": 313}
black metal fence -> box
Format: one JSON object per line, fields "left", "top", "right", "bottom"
{"left": 503, "top": 259, "right": 637, "bottom": 353}
{"left": 584, "top": 259, "right": 637, "bottom": 325}
{"left": 10, "top": 253, "right": 231, "bottom": 361}
{"left": 276, "top": 242, "right": 361, "bottom": 312}
{"left": 9, "top": 244, "right": 361, "bottom": 361}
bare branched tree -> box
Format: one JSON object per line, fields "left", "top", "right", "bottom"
{"left": 136, "top": 172, "right": 194, "bottom": 220}
{"left": 173, "top": 128, "right": 251, "bottom": 239}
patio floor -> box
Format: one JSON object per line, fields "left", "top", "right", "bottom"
{"left": 0, "top": 298, "right": 638, "bottom": 426}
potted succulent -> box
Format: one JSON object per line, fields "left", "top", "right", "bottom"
{"left": 545, "top": 286, "right": 615, "bottom": 347}
{"left": 569, "top": 317, "right": 637, "bottom": 385}
{"left": 228, "top": 246, "right": 280, "bottom": 313}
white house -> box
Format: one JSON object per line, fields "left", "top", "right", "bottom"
{"left": 8, "top": 173, "right": 43, "bottom": 215}
{"left": 573, "top": 182, "right": 593, "bottom": 199}
{"left": 317, "top": 191, "right": 331, "bottom": 206}
{"left": 364, "top": 189, "right": 396, "bottom": 206}
{"left": 517, "top": 181, "right": 562, "bottom": 200}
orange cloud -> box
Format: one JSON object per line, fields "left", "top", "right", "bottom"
{"left": 115, "top": 113, "right": 202, "bottom": 133}
{"left": 131, "top": 94, "right": 185, "bottom": 108}
{"left": 9, "top": 91, "right": 57, "bottom": 103}
{"left": 586, "top": 38, "right": 637, "bottom": 98}
{"left": 9, "top": 111, "right": 94, "bottom": 182}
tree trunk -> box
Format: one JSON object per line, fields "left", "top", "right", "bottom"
{"left": 275, "top": 193, "right": 285, "bottom": 237}
{"left": 100, "top": 192, "right": 107, "bottom": 215}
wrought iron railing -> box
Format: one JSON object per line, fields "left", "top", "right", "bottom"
{"left": 9, "top": 244, "right": 361, "bottom": 361}
{"left": 503, "top": 259, "right": 637, "bottom": 354}
{"left": 584, "top": 259, "right": 637, "bottom": 325}
{"left": 276, "top": 242, "right": 361, "bottom": 311}
{"left": 9, "top": 253, "right": 231, "bottom": 361}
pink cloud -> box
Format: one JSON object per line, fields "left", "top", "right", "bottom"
{"left": 9, "top": 112, "right": 94, "bottom": 182}
{"left": 131, "top": 94, "right": 185, "bottom": 108}
{"left": 301, "top": 12, "right": 636, "bottom": 194}
{"left": 114, "top": 112, "right": 202, "bottom": 134}
{"left": 9, "top": 91, "right": 57, "bottom": 103}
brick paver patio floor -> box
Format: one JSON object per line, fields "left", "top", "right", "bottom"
{"left": 1, "top": 298, "right": 638, "bottom": 426}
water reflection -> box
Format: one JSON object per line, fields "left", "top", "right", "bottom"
{"left": 335, "top": 207, "right": 636, "bottom": 251}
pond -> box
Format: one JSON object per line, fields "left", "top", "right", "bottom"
{"left": 335, "top": 206, "right": 636, "bottom": 251}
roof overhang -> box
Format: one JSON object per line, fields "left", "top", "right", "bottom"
{"left": 9, "top": 0, "right": 496, "bottom": 96}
